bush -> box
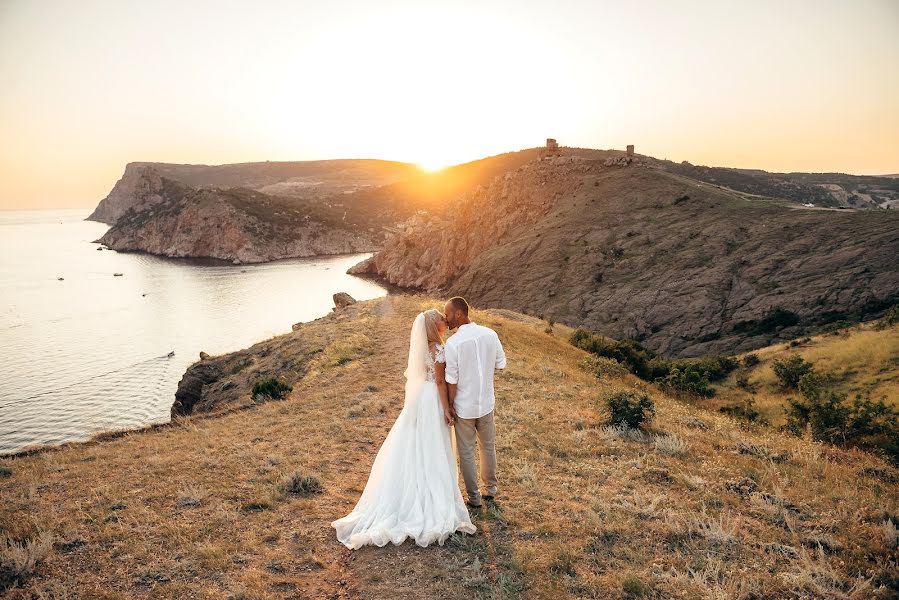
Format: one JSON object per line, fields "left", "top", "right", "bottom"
{"left": 605, "top": 391, "right": 655, "bottom": 429}
{"left": 784, "top": 391, "right": 899, "bottom": 461}
{"left": 658, "top": 366, "right": 715, "bottom": 397}
{"left": 279, "top": 472, "right": 323, "bottom": 496}
{"left": 252, "top": 377, "right": 292, "bottom": 401}
{"left": 570, "top": 330, "right": 658, "bottom": 380}
{"left": 720, "top": 398, "right": 764, "bottom": 423}
{"left": 796, "top": 370, "right": 837, "bottom": 400}
{"left": 771, "top": 355, "right": 814, "bottom": 390}
{"left": 742, "top": 353, "right": 760, "bottom": 368}
{"left": 876, "top": 304, "right": 899, "bottom": 330}
{"left": 578, "top": 356, "right": 628, "bottom": 379}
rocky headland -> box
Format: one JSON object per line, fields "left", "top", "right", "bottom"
{"left": 351, "top": 151, "right": 899, "bottom": 357}
{"left": 96, "top": 167, "right": 379, "bottom": 263}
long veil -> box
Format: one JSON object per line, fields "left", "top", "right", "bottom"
{"left": 403, "top": 312, "right": 429, "bottom": 405}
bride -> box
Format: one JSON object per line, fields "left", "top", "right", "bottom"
{"left": 332, "top": 309, "right": 477, "bottom": 549}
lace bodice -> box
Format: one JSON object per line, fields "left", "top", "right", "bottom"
{"left": 425, "top": 343, "right": 446, "bottom": 382}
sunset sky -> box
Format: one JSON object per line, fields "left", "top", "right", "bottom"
{"left": 1, "top": 0, "right": 898, "bottom": 210}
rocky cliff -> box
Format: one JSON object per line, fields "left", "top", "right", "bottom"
{"left": 87, "top": 159, "right": 421, "bottom": 224}
{"left": 351, "top": 154, "right": 899, "bottom": 357}
{"left": 97, "top": 167, "right": 378, "bottom": 263}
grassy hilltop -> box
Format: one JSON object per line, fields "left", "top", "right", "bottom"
{"left": 2, "top": 296, "right": 898, "bottom": 598}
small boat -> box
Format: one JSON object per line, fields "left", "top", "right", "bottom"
{"left": 57, "top": 277, "right": 64, "bottom": 281}
{"left": 167, "top": 351, "right": 175, "bottom": 358}
{"left": 113, "top": 273, "right": 123, "bottom": 277}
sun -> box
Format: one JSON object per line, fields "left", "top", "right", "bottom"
{"left": 416, "top": 159, "right": 448, "bottom": 174}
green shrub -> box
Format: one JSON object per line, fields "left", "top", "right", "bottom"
{"left": 570, "top": 330, "right": 658, "bottom": 380}
{"left": 771, "top": 355, "right": 814, "bottom": 390}
{"left": 876, "top": 304, "right": 899, "bottom": 330}
{"left": 658, "top": 367, "right": 715, "bottom": 397}
{"left": 720, "top": 398, "right": 763, "bottom": 423}
{"left": 784, "top": 391, "right": 899, "bottom": 461}
{"left": 796, "top": 370, "right": 837, "bottom": 400}
{"left": 251, "top": 377, "right": 292, "bottom": 401}
{"left": 605, "top": 391, "right": 655, "bottom": 429}
{"left": 742, "top": 353, "right": 760, "bottom": 368}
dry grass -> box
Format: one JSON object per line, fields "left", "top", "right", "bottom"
{"left": 711, "top": 321, "right": 899, "bottom": 425}
{"left": 0, "top": 295, "right": 897, "bottom": 598}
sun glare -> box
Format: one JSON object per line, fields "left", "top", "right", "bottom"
{"left": 416, "top": 160, "right": 447, "bottom": 174}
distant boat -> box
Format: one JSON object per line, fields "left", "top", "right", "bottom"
{"left": 113, "top": 272, "right": 123, "bottom": 276}
{"left": 57, "top": 277, "right": 64, "bottom": 281}
{"left": 167, "top": 351, "right": 175, "bottom": 358}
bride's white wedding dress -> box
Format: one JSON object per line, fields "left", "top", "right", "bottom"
{"left": 331, "top": 313, "right": 477, "bottom": 549}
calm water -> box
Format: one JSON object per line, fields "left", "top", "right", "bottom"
{"left": 0, "top": 209, "right": 387, "bottom": 454}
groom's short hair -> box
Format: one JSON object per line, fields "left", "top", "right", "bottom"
{"left": 448, "top": 296, "right": 469, "bottom": 315}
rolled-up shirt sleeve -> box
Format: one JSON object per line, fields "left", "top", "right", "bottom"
{"left": 494, "top": 333, "right": 506, "bottom": 370}
{"left": 445, "top": 341, "right": 459, "bottom": 384}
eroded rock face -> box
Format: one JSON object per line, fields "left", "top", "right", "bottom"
{"left": 351, "top": 159, "right": 899, "bottom": 357}
{"left": 96, "top": 168, "right": 379, "bottom": 263}
{"left": 88, "top": 164, "right": 168, "bottom": 224}
{"left": 172, "top": 361, "right": 225, "bottom": 417}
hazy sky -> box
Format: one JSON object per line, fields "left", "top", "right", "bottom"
{"left": 1, "top": 0, "right": 898, "bottom": 209}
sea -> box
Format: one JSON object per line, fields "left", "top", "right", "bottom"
{"left": 0, "top": 208, "right": 387, "bottom": 454}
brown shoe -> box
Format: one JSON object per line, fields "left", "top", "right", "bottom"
{"left": 466, "top": 500, "right": 483, "bottom": 509}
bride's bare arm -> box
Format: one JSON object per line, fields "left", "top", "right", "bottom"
{"left": 433, "top": 360, "right": 454, "bottom": 426}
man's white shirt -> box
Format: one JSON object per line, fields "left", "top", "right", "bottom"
{"left": 444, "top": 322, "right": 506, "bottom": 419}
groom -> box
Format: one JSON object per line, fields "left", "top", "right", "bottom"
{"left": 443, "top": 296, "right": 506, "bottom": 508}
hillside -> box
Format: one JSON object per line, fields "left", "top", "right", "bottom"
{"left": 96, "top": 168, "right": 379, "bottom": 264}
{"left": 1, "top": 295, "right": 896, "bottom": 598}
{"left": 91, "top": 150, "right": 564, "bottom": 263}
{"left": 711, "top": 320, "right": 899, "bottom": 425}
{"left": 662, "top": 162, "right": 899, "bottom": 209}
{"left": 87, "top": 159, "right": 422, "bottom": 225}
{"left": 351, "top": 152, "right": 899, "bottom": 357}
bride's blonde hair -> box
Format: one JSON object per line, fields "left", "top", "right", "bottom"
{"left": 423, "top": 309, "right": 445, "bottom": 345}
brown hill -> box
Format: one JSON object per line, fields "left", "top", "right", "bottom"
{"left": 2, "top": 296, "right": 896, "bottom": 598}
{"left": 351, "top": 153, "right": 899, "bottom": 357}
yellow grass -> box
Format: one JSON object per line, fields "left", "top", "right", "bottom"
{"left": 713, "top": 322, "right": 899, "bottom": 424}
{"left": 1, "top": 296, "right": 897, "bottom": 598}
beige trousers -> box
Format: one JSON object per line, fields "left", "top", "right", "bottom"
{"left": 454, "top": 410, "right": 497, "bottom": 505}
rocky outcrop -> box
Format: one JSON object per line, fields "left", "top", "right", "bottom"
{"left": 96, "top": 168, "right": 379, "bottom": 263}
{"left": 351, "top": 157, "right": 899, "bottom": 357}
{"left": 87, "top": 159, "right": 422, "bottom": 225}
{"left": 333, "top": 292, "right": 356, "bottom": 309}
{"left": 172, "top": 361, "right": 225, "bottom": 417}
